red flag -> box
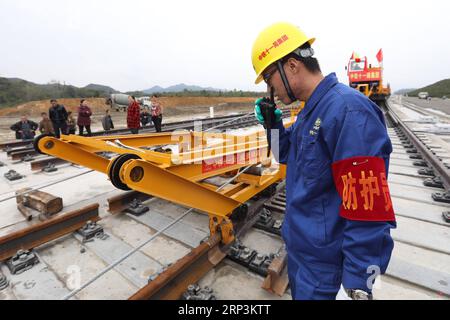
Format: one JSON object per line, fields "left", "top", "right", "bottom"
{"left": 350, "top": 51, "right": 361, "bottom": 62}
{"left": 350, "top": 51, "right": 360, "bottom": 60}
{"left": 376, "top": 49, "right": 383, "bottom": 62}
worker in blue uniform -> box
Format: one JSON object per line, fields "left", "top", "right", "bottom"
{"left": 251, "top": 22, "right": 396, "bottom": 300}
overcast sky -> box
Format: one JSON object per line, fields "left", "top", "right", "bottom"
{"left": 1, "top": 0, "right": 449, "bottom": 93}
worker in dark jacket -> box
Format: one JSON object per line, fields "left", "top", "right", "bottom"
{"left": 101, "top": 109, "right": 114, "bottom": 131}
{"left": 252, "top": 22, "right": 396, "bottom": 300}
{"left": 10, "top": 116, "right": 38, "bottom": 140}
{"left": 127, "top": 96, "right": 140, "bottom": 134}
{"left": 49, "top": 99, "right": 68, "bottom": 138}
{"left": 77, "top": 99, "right": 92, "bottom": 136}
{"left": 140, "top": 109, "right": 151, "bottom": 127}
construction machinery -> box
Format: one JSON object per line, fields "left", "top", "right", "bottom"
{"left": 346, "top": 51, "right": 390, "bottom": 105}
{"left": 418, "top": 92, "right": 430, "bottom": 99}
{"left": 106, "top": 93, "right": 151, "bottom": 112}
{"left": 33, "top": 123, "right": 291, "bottom": 244}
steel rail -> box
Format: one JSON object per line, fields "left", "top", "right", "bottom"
{"left": 128, "top": 182, "right": 285, "bottom": 300}
{"left": 386, "top": 99, "right": 450, "bottom": 190}
{"left": 60, "top": 163, "right": 268, "bottom": 299}
{"left": 30, "top": 157, "right": 69, "bottom": 171}
{"left": 61, "top": 207, "right": 195, "bottom": 300}
{"left": 0, "top": 107, "right": 291, "bottom": 150}
{"left": 107, "top": 191, "right": 152, "bottom": 214}
{"left": 0, "top": 203, "right": 99, "bottom": 261}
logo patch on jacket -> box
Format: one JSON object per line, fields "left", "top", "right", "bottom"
{"left": 309, "top": 118, "right": 322, "bottom": 136}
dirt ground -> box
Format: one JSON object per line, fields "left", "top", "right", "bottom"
{"left": 0, "top": 97, "right": 256, "bottom": 142}
{"left": 0, "top": 97, "right": 257, "bottom": 117}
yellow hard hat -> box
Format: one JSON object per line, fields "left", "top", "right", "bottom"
{"left": 251, "top": 22, "right": 315, "bottom": 84}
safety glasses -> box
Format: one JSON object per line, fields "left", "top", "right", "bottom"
{"left": 262, "top": 66, "right": 278, "bottom": 84}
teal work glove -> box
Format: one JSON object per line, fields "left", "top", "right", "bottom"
{"left": 254, "top": 97, "right": 282, "bottom": 125}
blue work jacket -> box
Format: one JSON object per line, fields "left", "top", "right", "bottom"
{"left": 271, "top": 73, "right": 396, "bottom": 291}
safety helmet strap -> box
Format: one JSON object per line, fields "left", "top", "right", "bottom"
{"left": 276, "top": 60, "right": 297, "bottom": 103}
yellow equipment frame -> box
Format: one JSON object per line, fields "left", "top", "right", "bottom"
{"left": 35, "top": 127, "right": 289, "bottom": 244}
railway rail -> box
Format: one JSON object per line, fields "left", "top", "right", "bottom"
{"left": 0, "top": 108, "right": 293, "bottom": 151}
{"left": 1, "top": 108, "right": 293, "bottom": 172}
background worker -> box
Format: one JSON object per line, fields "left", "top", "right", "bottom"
{"left": 127, "top": 95, "right": 141, "bottom": 134}
{"left": 140, "top": 109, "right": 151, "bottom": 127}
{"left": 49, "top": 99, "right": 68, "bottom": 138}
{"left": 10, "top": 115, "right": 38, "bottom": 140}
{"left": 150, "top": 94, "right": 163, "bottom": 132}
{"left": 67, "top": 111, "right": 76, "bottom": 134}
{"left": 77, "top": 99, "right": 92, "bottom": 136}
{"left": 39, "top": 112, "right": 54, "bottom": 135}
{"left": 101, "top": 109, "right": 114, "bottom": 131}
{"left": 252, "top": 22, "right": 396, "bottom": 300}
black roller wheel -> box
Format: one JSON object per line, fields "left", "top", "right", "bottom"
{"left": 231, "top": 204, "right": 248, "bottom": 224}
{"left": 261, "top": 184, "right": 277, "bottom": 198}
{"left": 33, "top": 133, "right": 55, "bottom": 155}
{"left": 108, "top": 153, "right": 141, "bottom": 191}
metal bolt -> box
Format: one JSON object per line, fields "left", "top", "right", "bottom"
{"left": 130, "top": 166, "right": 144, "bottom": 182}
{"left": 188, "top": 284, "right": 196, "bottom": 292}
{"left": 44, "top": 141, "right": 54, "bottom": 149}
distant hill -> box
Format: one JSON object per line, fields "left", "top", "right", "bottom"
{"left": 82, "top": 83, "right": 118, "bottom": 94}
{"left": 143, "top": 83, "right": 221, "bottom": 94}
{"left": 0, "top": 76, "right": 262, "bottom": 108}
{"left": 0, "top": 77, "right": 118, "bottom": 108}
{"left": 394, "top": 88, "right": 416, "bottom": 95}
{"left": 408, "top": 79, "right": 450, "bottom": 97}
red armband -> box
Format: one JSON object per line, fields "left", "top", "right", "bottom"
{"left": 332, "top": 156, "right": 395, "bottom": 222}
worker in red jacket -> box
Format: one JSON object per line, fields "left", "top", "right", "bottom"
{"left": 77, "top": 99, "right": 92, "bottom": 136}
{"left": 127, "top": 96, "right": 141, "bottom": 134}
